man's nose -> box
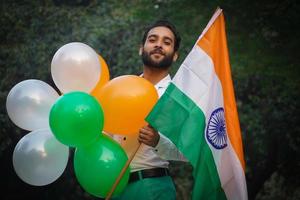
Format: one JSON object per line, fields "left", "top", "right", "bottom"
{"left": 154, "top": 40, "right": 163, "bottom": 48}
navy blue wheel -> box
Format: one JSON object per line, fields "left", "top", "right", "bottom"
{"left": 206, "top": 107, "right": 227, "bottom": 149}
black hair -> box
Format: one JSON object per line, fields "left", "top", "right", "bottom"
{"left": 142, "top": 20, "right": 181, "bottom": 52}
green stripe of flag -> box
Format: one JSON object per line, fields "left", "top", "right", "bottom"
{"left": 146, "top": 83, "right": 227, "bottom": 199}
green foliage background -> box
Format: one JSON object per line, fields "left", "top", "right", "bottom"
{"left": 1, "top": 0, "right": 299, "bottom": 199}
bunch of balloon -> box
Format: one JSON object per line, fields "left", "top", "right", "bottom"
{"left": 49, "top": 42, "right": 130, "bottom": 198}
{"left": 6, "top": 79, "right": 69, "bottom": 186}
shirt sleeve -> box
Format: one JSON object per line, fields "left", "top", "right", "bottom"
{"left": 154, "top": 132, "right": 188, "bottom": 162}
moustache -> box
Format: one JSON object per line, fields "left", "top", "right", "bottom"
{"left": 150, "top": 48, "right": 165, "bottom": 56}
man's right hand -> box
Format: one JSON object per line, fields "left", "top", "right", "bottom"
{"left": 138, "top": 125, "right": 160, "bottom": 147}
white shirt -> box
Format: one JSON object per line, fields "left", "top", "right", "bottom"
{"left": 129, "top": 74, "right": 187, "bottom": 172}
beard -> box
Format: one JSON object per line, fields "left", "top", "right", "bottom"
{"left": 141, "top": 48, "right": 175, "bottom": 69}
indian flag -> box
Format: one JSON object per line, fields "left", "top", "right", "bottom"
{"left": 146, "top": 8, "right": 248, "bottom": 200}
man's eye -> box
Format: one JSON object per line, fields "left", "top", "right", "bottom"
{"left": 164, "top": 41, "right": 171, "bottom": 45}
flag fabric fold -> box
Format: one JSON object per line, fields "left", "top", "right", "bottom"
{"left": 146, "top": 8, "right": 247, "bottom": 200}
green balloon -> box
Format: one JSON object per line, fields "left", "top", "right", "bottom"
{"left": 74, "top": 134, "right": 130, "bottom": 198}
{"left": 49, "top": 91, "right": 104, "bottom": 147}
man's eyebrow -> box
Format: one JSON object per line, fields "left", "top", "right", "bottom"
{"left": 163, "top": 36, "right": 173, "bottom": 42}
{"left": 148, "top": 34, "right": 173, "bottom": 42}
{"left": 147, "top": 34, "right": 158, "bottom": 39}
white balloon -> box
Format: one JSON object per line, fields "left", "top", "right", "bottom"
{"left": 51, "top": 42, "right": 101, "bottom": 93}
{"left": 13, "top": 129, "right": 69, "bottom": 186}
{"left": 6, "top": 79, "right": 59, "bottom": 131}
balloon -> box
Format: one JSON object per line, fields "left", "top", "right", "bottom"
{"left": 51, "top": 42, "right": 101, "bottom": 93}
{"left": 96, "top": 75, "right": 158, "bottom": 135}
{"left": 13, "top": 129, "right": 69, "bottom": 186}
{"left": 74, "top": 134, "right": 130, "bottom": 198}
{"left": 6, "top": 79, "right": 59, "bottom": 131}
{"left": 91, "top": 55, "right": 110, "bottom": 96}
{"left": 118, "top": 134, "right": 140, "bottom": 158}
{"left": 49, "top": 91, "right": 104, "bottom": 147}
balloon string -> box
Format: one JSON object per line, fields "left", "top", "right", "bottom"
{"left": 105, "top": 142, "right": 142, "bottom": 200}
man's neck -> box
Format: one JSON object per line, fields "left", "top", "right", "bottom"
{"left": 143, "top": 66, "right": 170, "bottom": 85}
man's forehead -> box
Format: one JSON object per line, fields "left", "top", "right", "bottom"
{"left": 147, "top": 26, "right": 175, "bottom": 40}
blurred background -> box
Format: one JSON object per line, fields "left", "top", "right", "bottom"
{"left": 1, "top": 0, "right": 299, "bottom": 199}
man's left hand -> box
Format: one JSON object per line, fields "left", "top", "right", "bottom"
{"left": 138, "top": 125, "right": 160, "bottom": 147}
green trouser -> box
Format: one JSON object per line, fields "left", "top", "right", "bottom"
{"left": 113, "top": 176, "right": 176, "bottom": 200}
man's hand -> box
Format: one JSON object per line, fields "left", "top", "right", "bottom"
{"left": 138, "top": 125, "right": 160, "bottom": 147}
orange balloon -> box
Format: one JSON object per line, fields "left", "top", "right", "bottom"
{"left": 120, "top": 134, "right": 140, "bottom": 158}
{"left": 91, "top": 55, "right": 110, "bottom": 96}
{"left": 104, "top": 133, "right": 140, "bottom": 158}
{"left": 97, "top": 75, "right": 158, "bottom": 136}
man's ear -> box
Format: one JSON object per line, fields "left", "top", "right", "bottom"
{"left": 139, "top": 46, "right": 143, "bottom": 56}
{"left": 173, "top": 52, "right": 179, "bottom": 62}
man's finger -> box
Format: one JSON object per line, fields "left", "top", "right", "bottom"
{"left": 140, "top": 128, "right": 154, "bottom": 136}
{"left": 139, "top": 132, "right": 151, "bottom": 140}
{"left": 138, "top": 137, "right": 150, "bottom": 146}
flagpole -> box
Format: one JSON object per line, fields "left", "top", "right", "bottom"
{"left": 105, "top": 142, "right": 142, "bottom": 200}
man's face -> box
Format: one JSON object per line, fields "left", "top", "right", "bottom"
{"left": 140, "top": 26, "right": 178, "bottom": 69}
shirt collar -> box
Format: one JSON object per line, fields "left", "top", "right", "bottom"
{"left": 155, "top": 74, "right": 171, "bottom": 89}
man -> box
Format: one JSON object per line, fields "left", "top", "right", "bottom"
{"left": 115, "top": 20, "right": 186, "bottom": 200}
